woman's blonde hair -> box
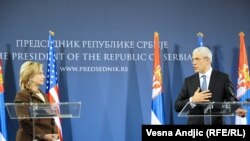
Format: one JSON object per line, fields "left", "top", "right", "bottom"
{"left": 19, "top": 61, "right": 43, "bottom": 90}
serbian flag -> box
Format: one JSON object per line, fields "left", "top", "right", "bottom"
{"left": 0, "top": 59, "right": 7, "bottom": 141}
{"left": 235, "top": 32, "right": 250, "bottom": 125}
{"left": 46, "top": 31, "right": 63, "bottom": 140}
{"left": 151, "top": 32, "right": 165, "bottom": 124}
{"left": 197, "top": 32, "right": 204, "bottom": 47}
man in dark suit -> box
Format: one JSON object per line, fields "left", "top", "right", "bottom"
{"left": 175, "top": 46, "right": 246, "bottom": 125}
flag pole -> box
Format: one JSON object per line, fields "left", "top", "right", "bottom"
{"left": 239, "top": 31, "right": 244, "bottom": 37}
{"left": 49, "top": 30, "right": 55, "bottom": 36}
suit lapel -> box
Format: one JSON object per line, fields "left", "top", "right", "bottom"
{"left": 194, "top": 74, "right": 200, "bottom": 89}
{"left": 208, "top": 70, "right": 216, "bottom": 91}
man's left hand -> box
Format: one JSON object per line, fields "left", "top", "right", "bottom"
{"left": 236, "top": 108, "right": 247, "bottom": 118}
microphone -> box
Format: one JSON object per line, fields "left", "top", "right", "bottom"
{"left": 226, "top": 82, "right": 243, "bottom": 113}
{"left": 246, "top": 98, "right": 250, "bottom": 102}
{"left": 227, "top": 82, "right": 238, "bottom": 101}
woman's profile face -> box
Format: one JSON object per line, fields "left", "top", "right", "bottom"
{"left": 29, "top": 69, "right": 45, "bottom": 86}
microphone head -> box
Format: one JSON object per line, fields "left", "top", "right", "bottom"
{"left": 227, "top": 82, "right": 238, "bottom": 101}
{"left": 245, "top": 98, "right": 250, "bottom": 102}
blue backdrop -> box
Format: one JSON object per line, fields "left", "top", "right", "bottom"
{"left": 1, "top": 0, "right": 250, "bottom": 141}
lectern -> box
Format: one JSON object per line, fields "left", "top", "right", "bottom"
{"left": 178, "top": 101, "right": 250, "bottom": 124}
{"left": 5, "top": 102, "right": 81, "bottom": 141}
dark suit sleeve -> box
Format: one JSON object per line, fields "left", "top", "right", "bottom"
{"left": 175, "top": 78, "right": 190, "bottom": 112}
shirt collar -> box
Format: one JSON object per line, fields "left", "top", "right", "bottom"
{"left": 199, "top": 67, "right": 212, "bottom": 78}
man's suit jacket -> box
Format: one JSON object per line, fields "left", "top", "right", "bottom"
{"left": 14, "top": 89, "right": 58, "bottom": 141}
{"left": 175, "top": 70, "right": 236, "bottom": 125}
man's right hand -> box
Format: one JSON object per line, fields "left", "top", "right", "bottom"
{"left": 191, "top": 87, "right": 212, "bottom": 103}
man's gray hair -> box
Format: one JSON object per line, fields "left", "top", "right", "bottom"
{"left": 192, "top": 46, "right": 213, "bottom": 62}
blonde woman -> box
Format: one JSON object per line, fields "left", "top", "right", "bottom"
{"left": 14, "top": 61, "right": 58, "bottom": 141}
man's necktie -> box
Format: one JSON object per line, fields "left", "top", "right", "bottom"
{"left": 201, "top": 75, "right": 207, "bottom": 91}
